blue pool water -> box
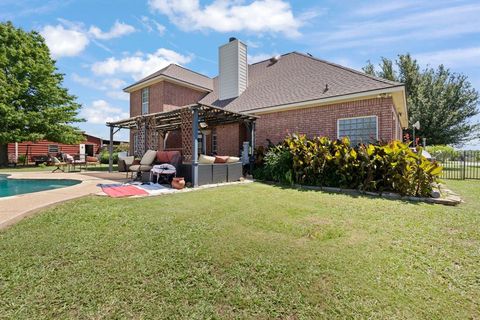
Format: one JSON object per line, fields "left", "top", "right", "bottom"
{"left": 0, "top": 174, "right": 80, "bottom": 197}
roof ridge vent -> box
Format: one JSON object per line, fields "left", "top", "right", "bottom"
{"left": 269, "top": 55, "right": 281, "bottom": 63}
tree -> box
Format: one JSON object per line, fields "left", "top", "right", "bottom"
{"left": 0, "top": 21, "right": 84, "bottom": 164}
{"left": 363, "top": 54, "right": 479, "bottom": 145}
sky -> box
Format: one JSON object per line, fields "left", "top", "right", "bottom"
{"left": 1, "top": 0, "right": 480, "bottom": 147}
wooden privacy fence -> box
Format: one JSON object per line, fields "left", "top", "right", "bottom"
{"left": 434, "top": 150, "right": 480, "bottom": 180}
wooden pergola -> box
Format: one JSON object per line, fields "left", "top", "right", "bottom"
{"left": 106, "top": 103, "right": 257, "bottom": 187}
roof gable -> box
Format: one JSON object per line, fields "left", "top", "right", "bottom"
{"left": 123, "top": 64, "right": 213, "bottom": 92}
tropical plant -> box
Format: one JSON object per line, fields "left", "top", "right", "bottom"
{"left": 254, "top": 134, "right": 443, "bottom": 197}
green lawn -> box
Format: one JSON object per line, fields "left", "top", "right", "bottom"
{"left": 1, "top": 181, "right": 479, "bottom": 319}
{"left": 0, "top": 163, "right": 118, "bottom": 173}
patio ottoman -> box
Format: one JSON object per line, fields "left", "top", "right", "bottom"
{"left": 227, "top": 162, "right": 243, "bottom": 182}
{"left": 212, "top": 164, "right": 228, "bottom": 184}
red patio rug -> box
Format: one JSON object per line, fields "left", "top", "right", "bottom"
{"left": 101, "top": 185, "right": 149, "bottom": 198}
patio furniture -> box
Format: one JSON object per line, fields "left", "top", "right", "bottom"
{"left": 179, "top": 159, "right": 243, "bottom": 186}
{"left": 32, "top": 155, "right": 50, "bottom": 166}
{"left": 156, "top": 150, "right": 182, "bottom": 170}
{"left": 128, "top": 150, "right": 157, "bottom": 179}
{"left": 118, "top": 156, "right": 135, "bottom": 177}
{"left": 150, "top": 164, "right": 176, "bottom": 184}
{"left": 51, "top": 157, "right": 67, "bottom": 173}
{"left": 227, "top": 162, "right": 243, "bottom": 182}
{"left": 86, "top": 156, "right": 100, "bottom": 168}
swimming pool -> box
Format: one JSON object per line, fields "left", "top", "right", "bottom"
{"left": 0, "top": 174, "right": 81, "bottom": 198}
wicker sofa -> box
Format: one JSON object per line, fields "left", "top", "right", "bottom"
{"left": 179, "top": 158, "right": 243, "bottom": 186}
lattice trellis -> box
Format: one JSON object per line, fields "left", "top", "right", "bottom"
{"left": 180, "top": 108, "right": 193, "bottom": 161}
{"left": 133, "top": 117, "right": 160, "bottom": 157}
{"left": 145, "top": 116, "right": 158, "bottom": 151}
{"left": 133, "top": 119, "right": 145, "bottom": 157}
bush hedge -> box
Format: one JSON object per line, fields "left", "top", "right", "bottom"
{"left": 99, "top": 150, "right": 119, "bottom": 164}
{"left": 254, "top": 134, "right": 443, "bottom": 197}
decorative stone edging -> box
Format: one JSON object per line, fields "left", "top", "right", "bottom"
{"left": 277, "top": 182, "right": 461, "bottom": 206}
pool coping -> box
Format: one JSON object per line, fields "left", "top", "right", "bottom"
{"left": 0, "top": 171, "right": 126, "bottom": 230}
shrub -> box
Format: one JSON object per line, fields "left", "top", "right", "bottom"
{"left": 99, "top": 151, "right": 118, "bottom": 164}
{"left": 17, "top": 154, "right": 27, "bottom": 165}
{"left": 114, "top": 143, "right": 130, "bottom": 153}
{"left": 254, "top": 134, "right": 442, "bottom": 197}
{"left": 261, "top": 145, "right": 294, "bottom": 185}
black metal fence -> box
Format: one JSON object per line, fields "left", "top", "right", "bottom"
{"left": 433, "top": 150, "right": 480, "bottom": 180}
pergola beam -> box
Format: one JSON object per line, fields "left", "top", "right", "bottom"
{"left": 106, "top": 103, "right": 257, "bottom": 132}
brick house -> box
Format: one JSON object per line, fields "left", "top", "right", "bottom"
{"left": 122, "top": 38, "right": 407, "bottom": 158}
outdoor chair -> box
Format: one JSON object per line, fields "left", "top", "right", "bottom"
{"left": 51, "top": 157, "right": 67, "bottom": 173}
{"left": 118, "top": 155, "right": 135, "bottom": 177}
{"left": 128, "top": 150, "right": 157, "bottom": 179}
{"left": 86, "top": 155, "right": 100, "bottom": 168}
{"left": 156, "top": 150, "right": 182, "bottom": 170}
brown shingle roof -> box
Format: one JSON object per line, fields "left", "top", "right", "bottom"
{"left": 199, "top": 52, "right": 403, "bottom": 112}
{"left": 123, "top": 64, "right": 213, "bottom": 92}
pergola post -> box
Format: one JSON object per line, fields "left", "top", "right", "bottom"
{"left": 108, "top": 125, "right": 114, "bottom": 173}
{"left": 192, "top": 107, "right": 199, "bottom": 187}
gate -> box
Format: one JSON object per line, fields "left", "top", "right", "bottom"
{"left": 434, "top": 150, "right": 480, "bottom": 180}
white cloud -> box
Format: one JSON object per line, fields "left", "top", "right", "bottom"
{"left": 148, "top": 0, "right": 306, "bottom": 37}
{"left": 88, "top": 21, "right": 136, "bottom": 40}
{"left": 354, "top": 1, "right": 416, "bottom": 16}
{"left": 246, "top": 40, "right": 261, "bottom": 48}
{"left": 40, "top": 24, "right": 89, "bottom": 58}
{"left": 72, "top": 74, "right": 129, "bottom": 101}
{"left": 139, "top": 16, "right": 166, "bottom": 35}
{"left": 415, "top": 47, "right": 480, "bottom": 68}
{"left": 41, "top": 19, "right": 136, "bottom": 58}
{"left": 248, "top": 52, "right": 277, "bottom": 63}
{"left": 106, "top": 91, "right": 129, "bottom": 101}
{"left": 91, "top": 48, "right": 193, "bottom": 80}
{"left": 309, "top": 3, "right": 480, "bottom": 51}
{"left": 81, "top": 100, "right": 129, "bottom": 124}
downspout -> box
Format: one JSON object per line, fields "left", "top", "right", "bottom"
{"left": 192, "top": 107, "right": 199, "bottom": 187}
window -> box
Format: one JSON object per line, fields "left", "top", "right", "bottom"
{"left": 141, "top": 88, "right": 149, "bottom": 114}
{"left": 197, "top": 134, "right": 203, "bottom": 154}
{"left": 211, "top": 129, "right": 218, "bottom": 154}
{"left": 48, "top": 145, "right": 59, "bottom": 154}
{"left": 337, "top": 116, "right": 377, "bottom": 145}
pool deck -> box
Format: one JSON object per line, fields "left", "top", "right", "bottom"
{"left": 0, "top": 171, "right": 129, "bottom": 230}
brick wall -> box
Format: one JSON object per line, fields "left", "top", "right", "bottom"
{"left": 254, "top": 97, "right": 399, "bottom": 146}
{"left": 149, "top": 82, "right": 164, "bottom": 113}
{"left": 163, "top": 81, "right": 207, "bottom": 110}
{"left": 130, "top": 90, "right": 142, "bottom": 117}
{"left": 216, "top": 123, "right": 241, "bottom": 156}
{"left": 129, "top": 81, "right": 208, "bottom": 116}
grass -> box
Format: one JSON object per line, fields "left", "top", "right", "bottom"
{"left": 0, "top": 163, "right": 118, "bottom": 173}
{"left": 0, "top": 181, "right": 479, "bottom": 319}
